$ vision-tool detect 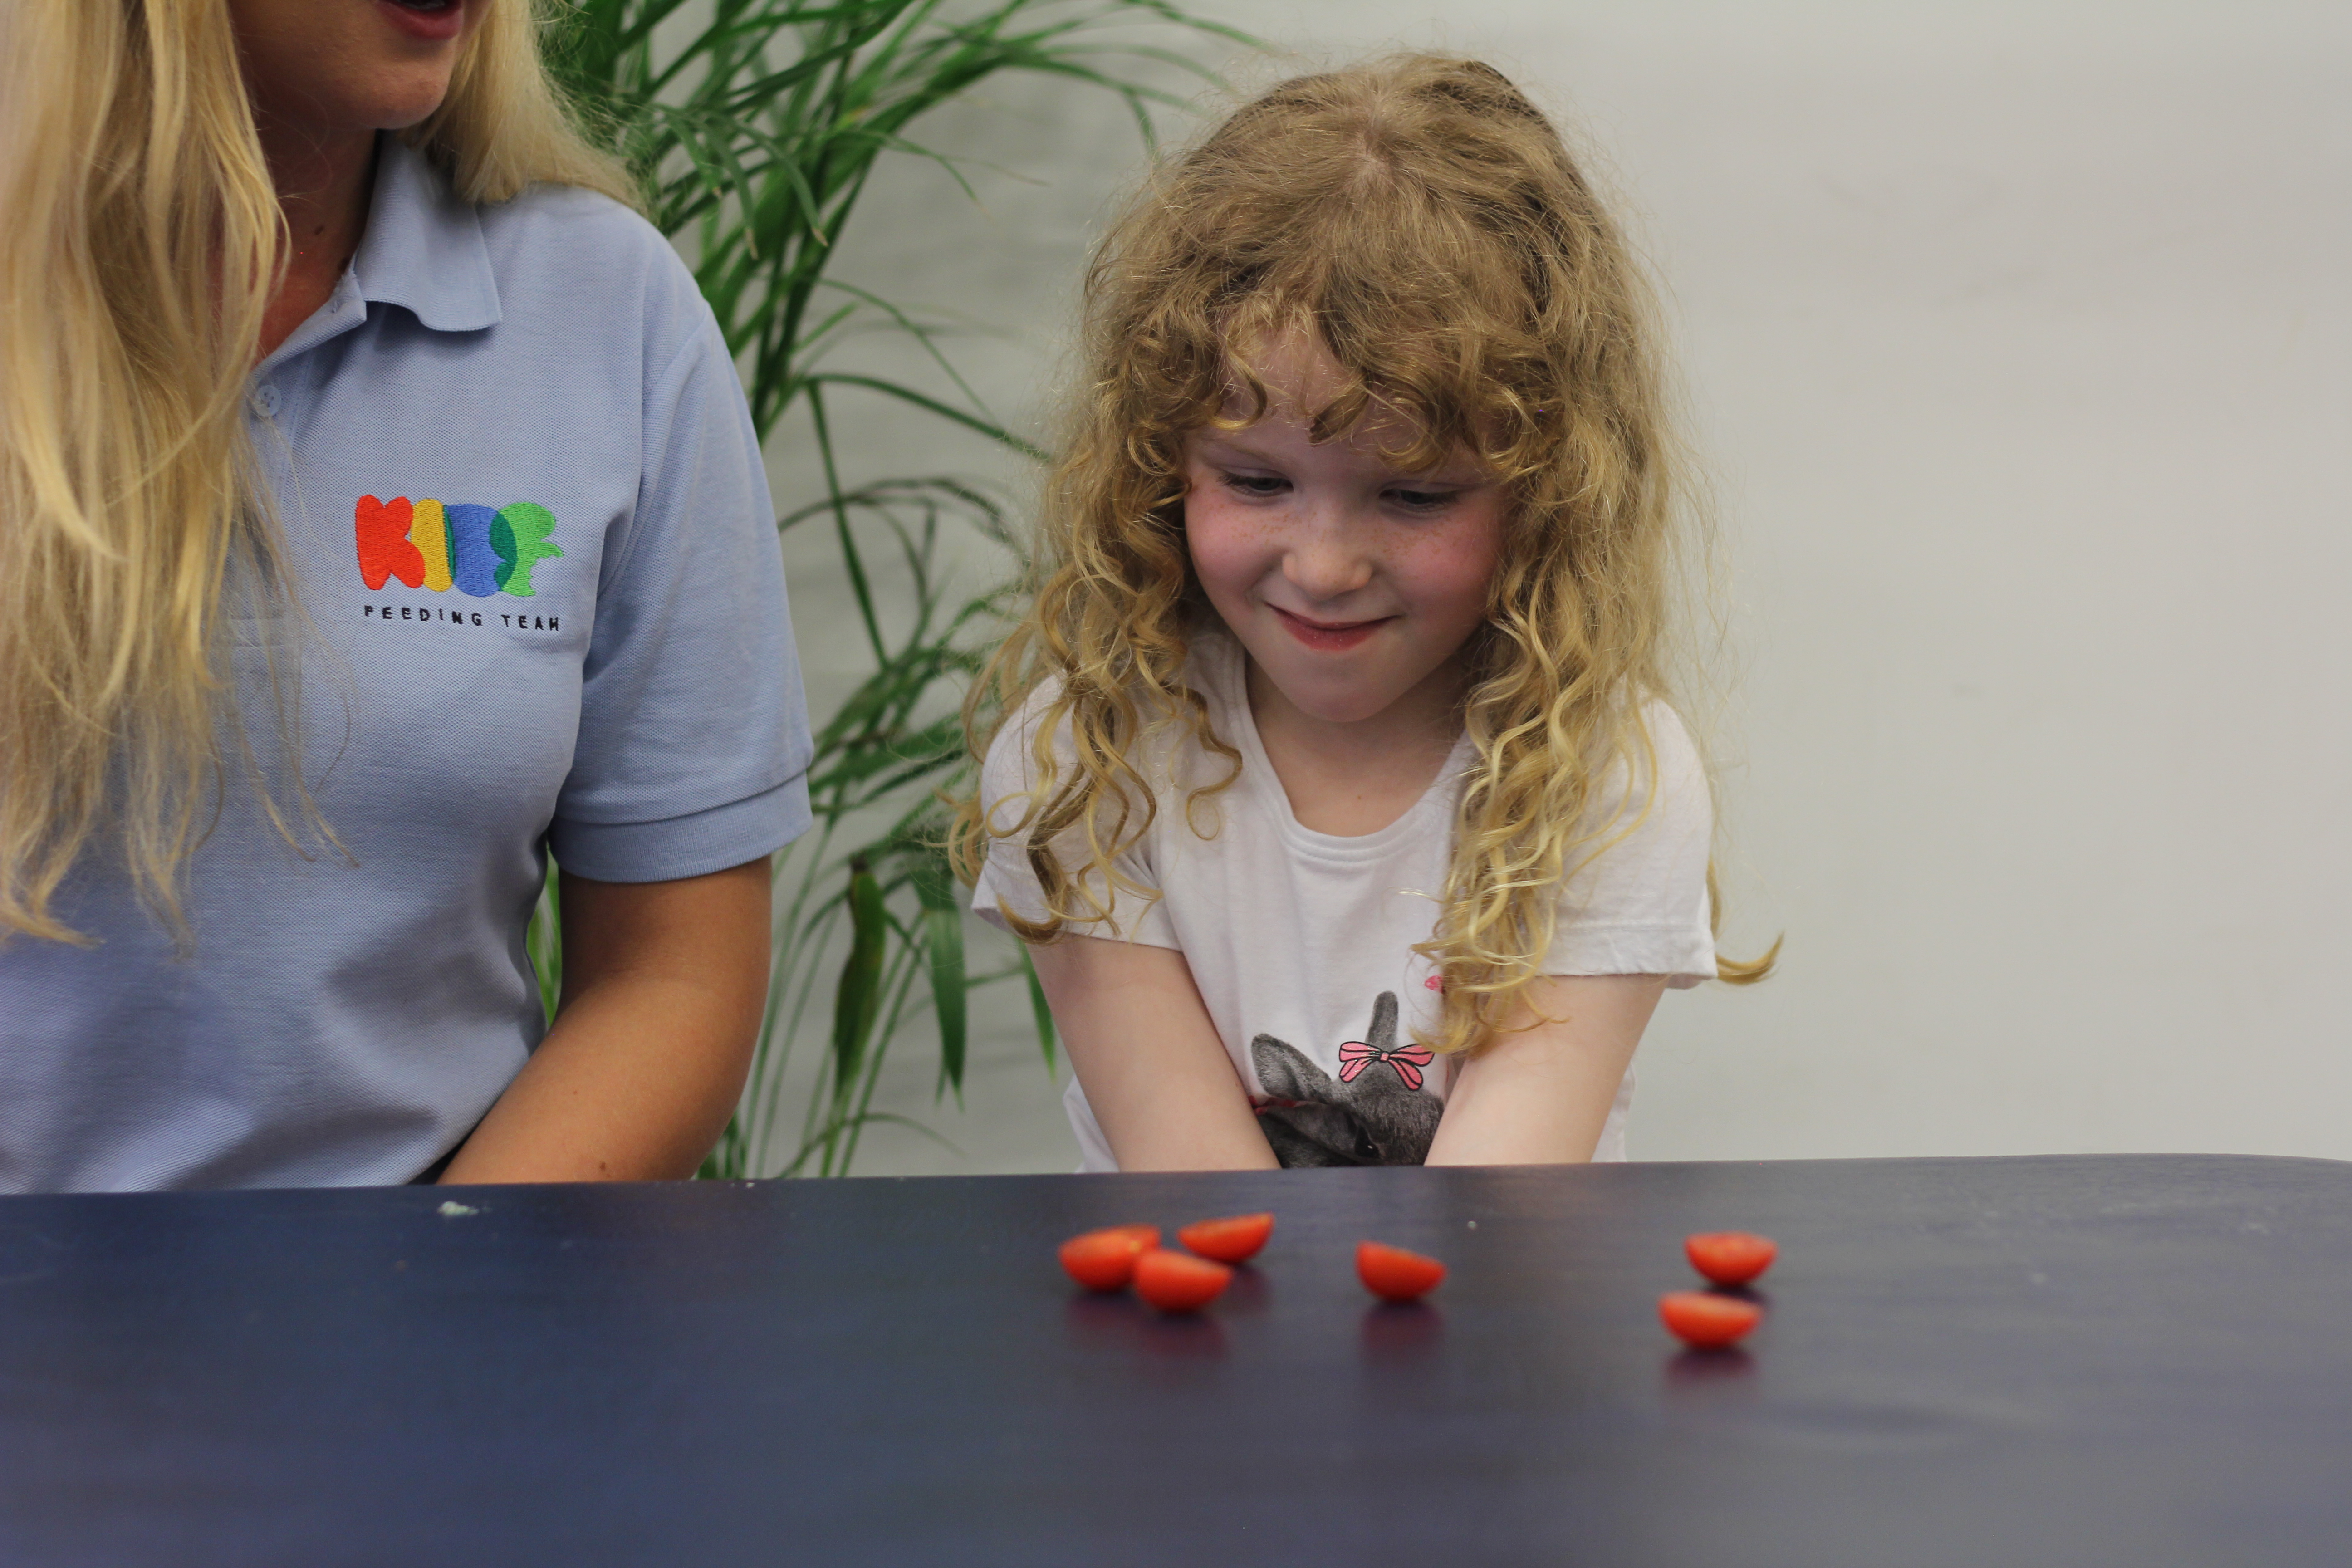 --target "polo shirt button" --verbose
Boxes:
[250,385,280,417]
